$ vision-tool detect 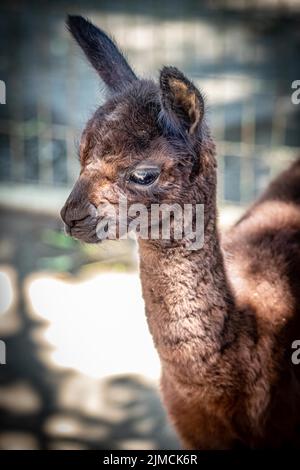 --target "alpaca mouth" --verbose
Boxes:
[64,217,101,244]
[69,226,100,244]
